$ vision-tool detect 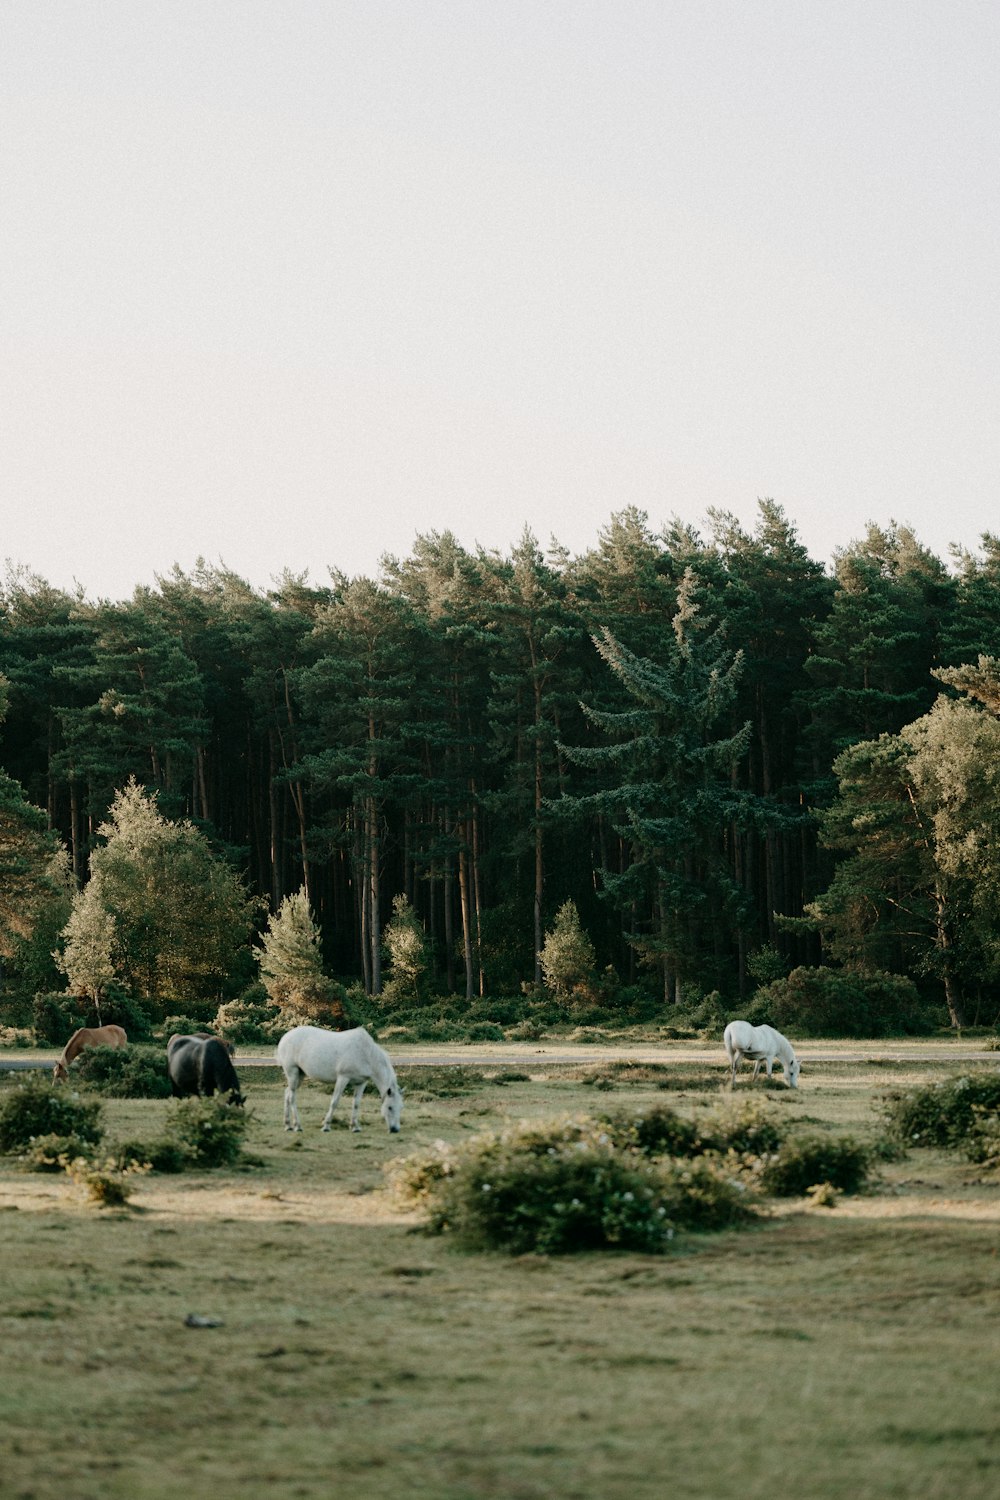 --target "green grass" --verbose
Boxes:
[0,1044,998,1499]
